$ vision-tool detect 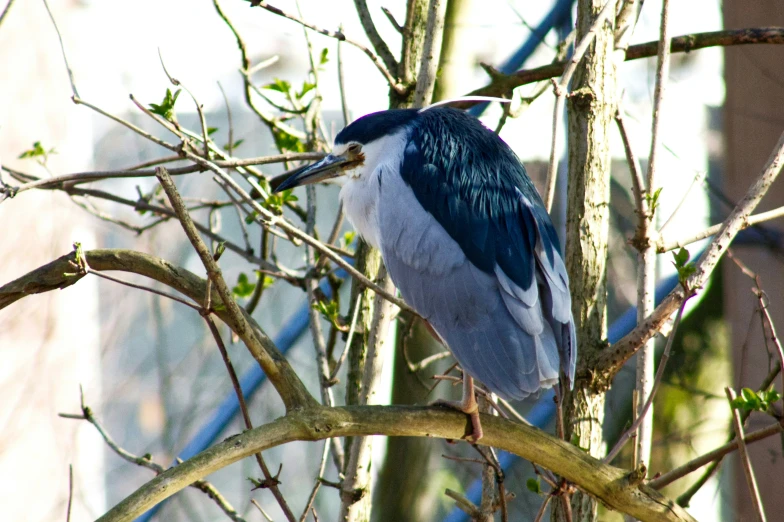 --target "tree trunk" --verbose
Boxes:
[554,0,617,520]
